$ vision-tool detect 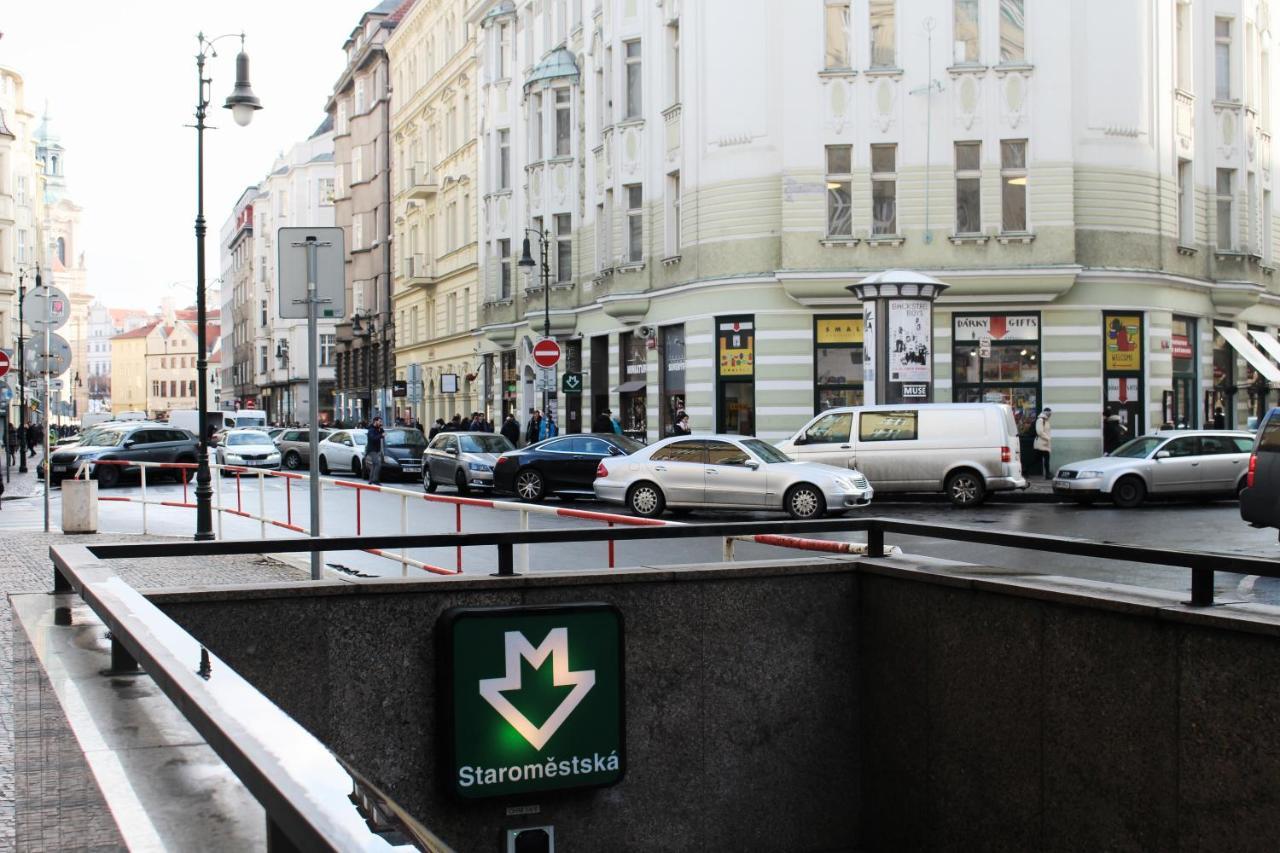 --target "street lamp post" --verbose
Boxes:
[517,228,551,415]
[16,267,30,473]
[192,31,261,541]
[351,312,377,423]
